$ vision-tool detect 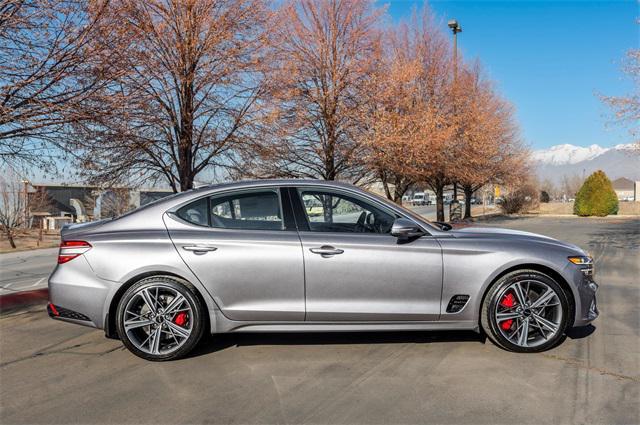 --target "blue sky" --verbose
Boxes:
[384,0,639,150]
